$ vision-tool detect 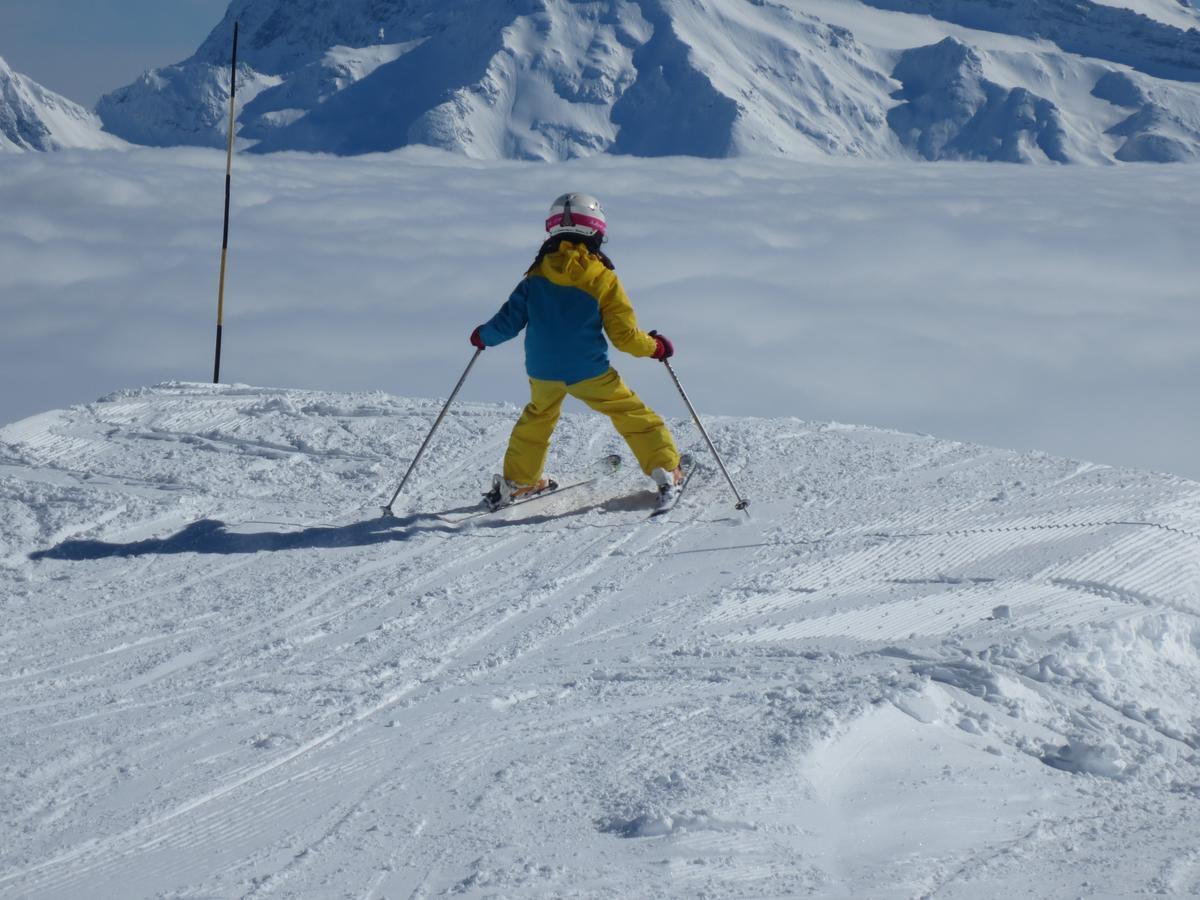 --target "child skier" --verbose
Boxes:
[470,192,683,510]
